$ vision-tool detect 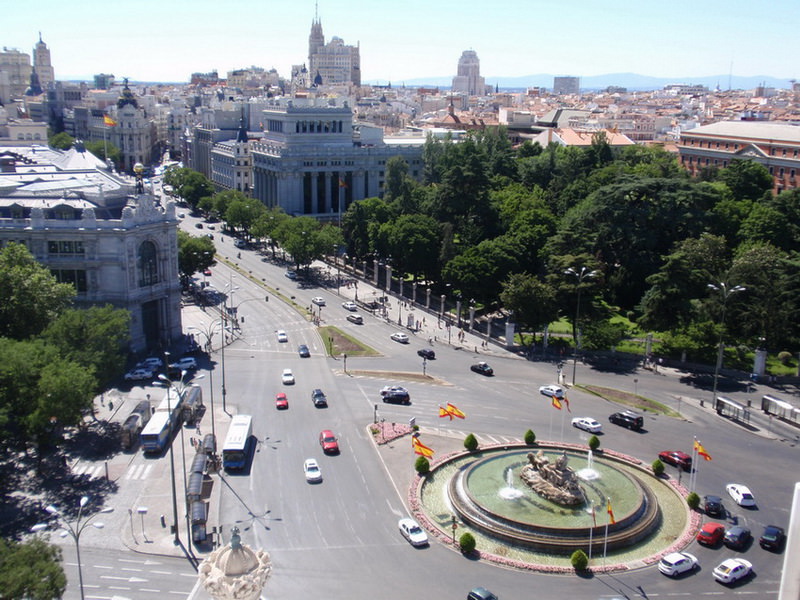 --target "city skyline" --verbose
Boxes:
[5,0,799,85]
